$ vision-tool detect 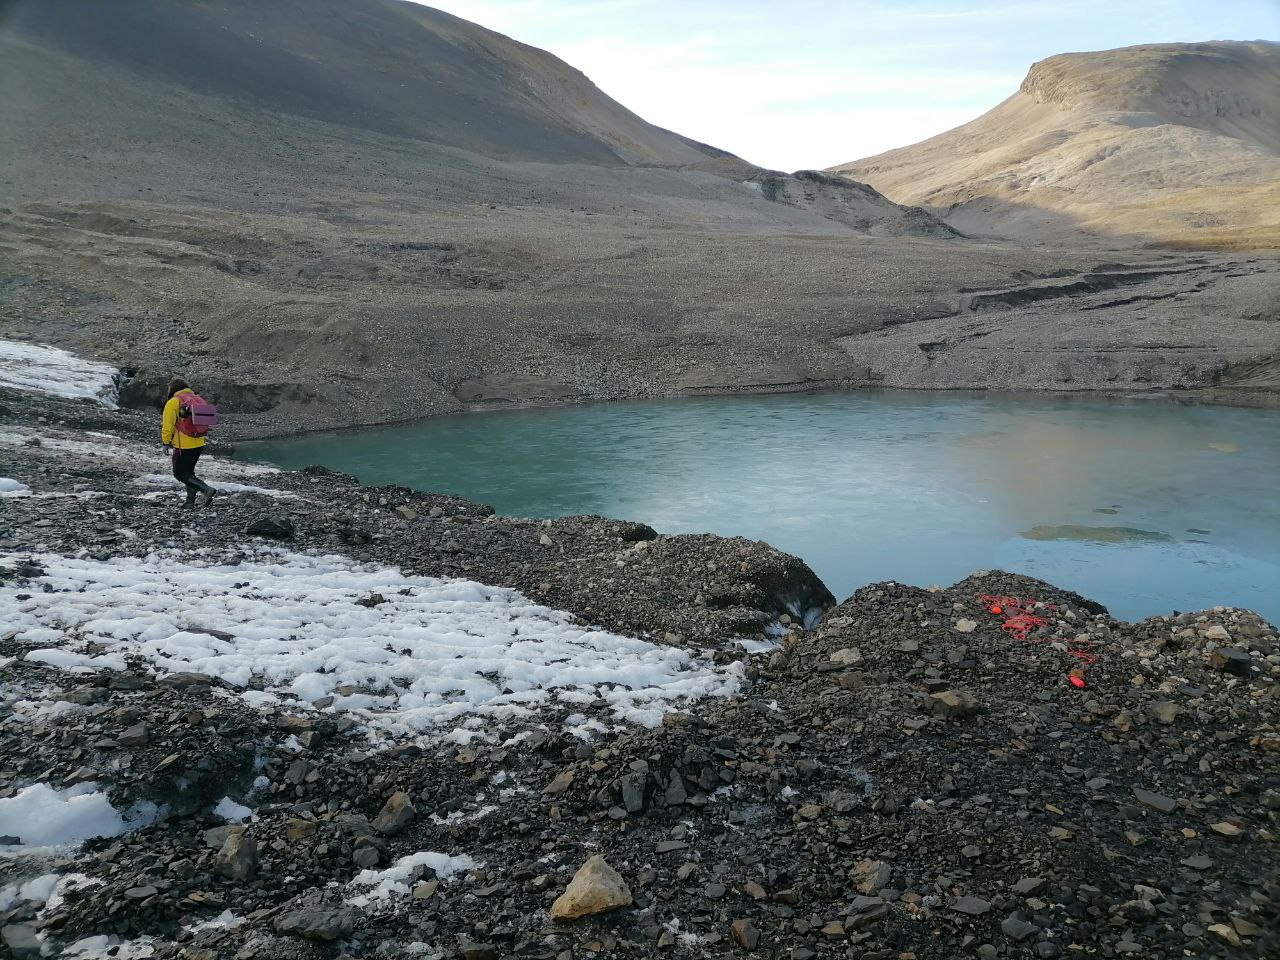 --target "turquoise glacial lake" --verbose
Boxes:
[243,392,1280,623]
